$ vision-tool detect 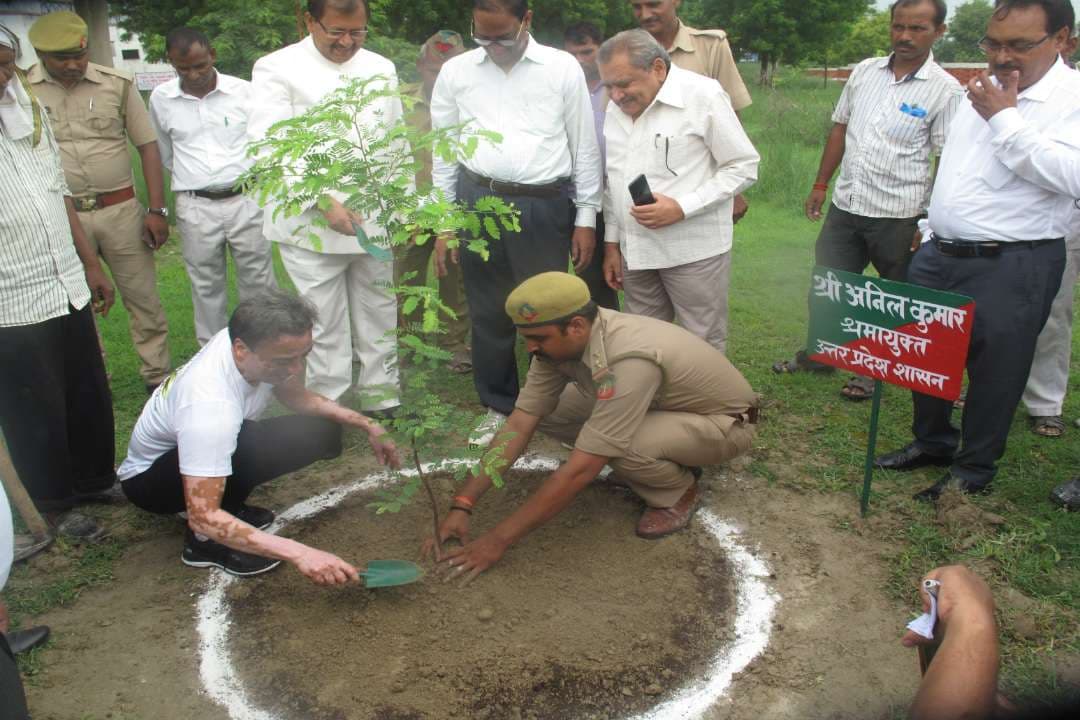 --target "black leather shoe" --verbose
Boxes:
[7,626,50,655]
[913,473,991,503]
[1049,477,1080,511]
[874,443,953,471]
